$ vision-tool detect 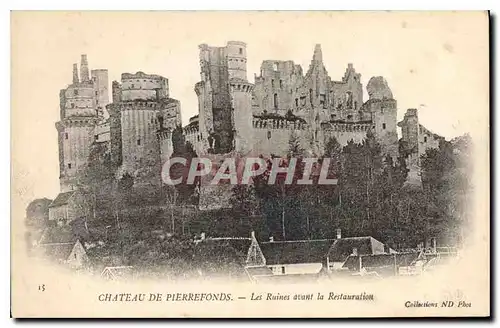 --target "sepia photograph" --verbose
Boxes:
[10,10,490,318]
